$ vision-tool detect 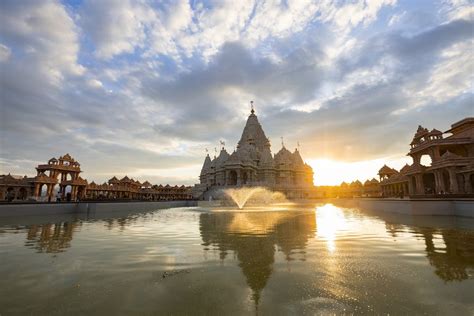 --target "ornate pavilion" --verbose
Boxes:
[194,106,315,199]
[379,117,474,197]
[0,154,87,202]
